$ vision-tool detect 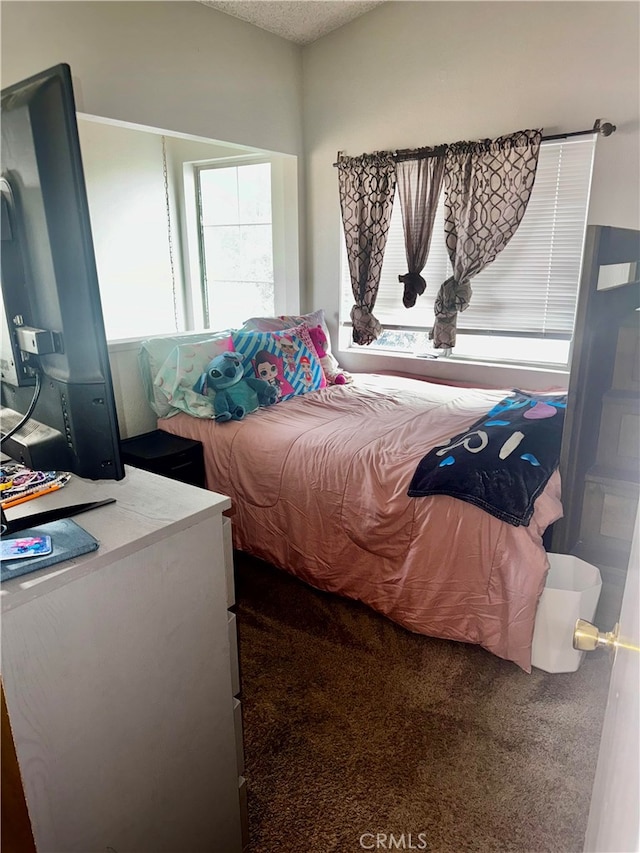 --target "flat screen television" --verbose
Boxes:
[1,63,124,492]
